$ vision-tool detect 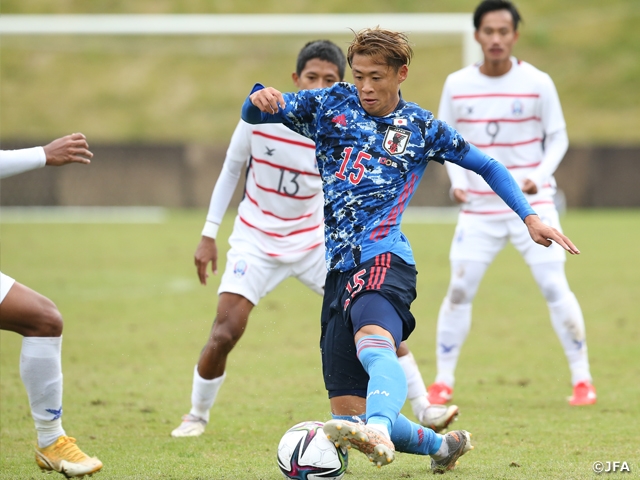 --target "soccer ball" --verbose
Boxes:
[277,421,348,480]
